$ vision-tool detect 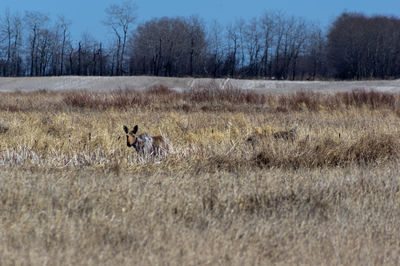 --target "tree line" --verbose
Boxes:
[1,2,400,80]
